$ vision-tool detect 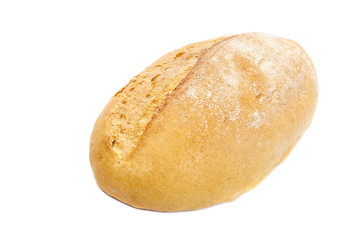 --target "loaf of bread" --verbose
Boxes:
[90,33,318,212]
